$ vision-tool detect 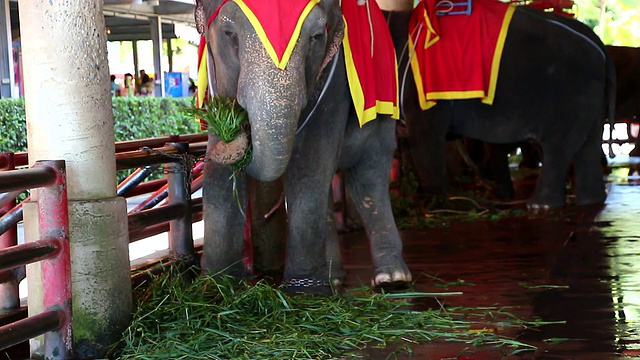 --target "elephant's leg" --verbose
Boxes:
[488,143,516,200]
[343,122,412,288]
[201,159,249,277]
[325,190,346,285]
[528,143,572,209]
[280,167,335,294]
[572,125,607,205]
[405,106,451,207]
